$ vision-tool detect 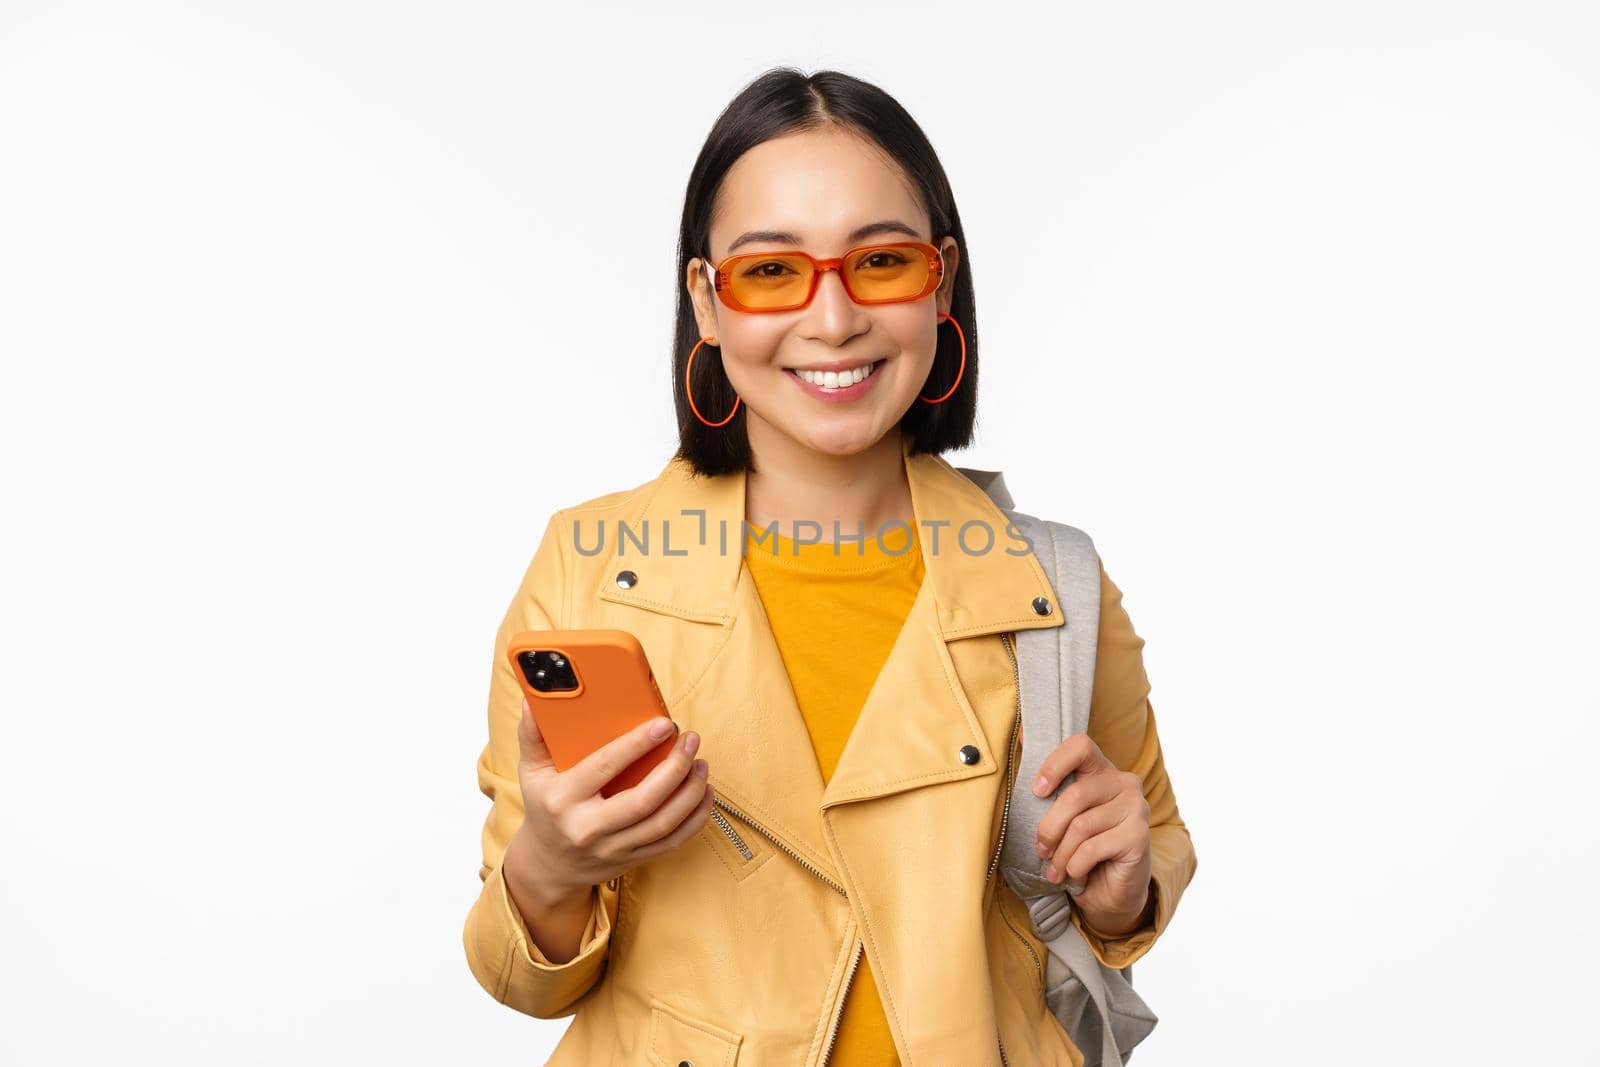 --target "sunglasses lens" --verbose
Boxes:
[721,245,933,310]
[843,245,932,302]
[724,253,816,310]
